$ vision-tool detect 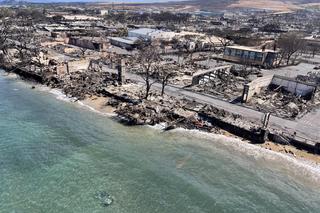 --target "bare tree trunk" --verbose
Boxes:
[286,53,292,65]
[161,80,165,96]
[145,76,151,99]
[277,52,285,66]
[286,58,290,65]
